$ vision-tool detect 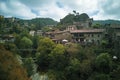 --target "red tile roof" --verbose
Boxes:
[70,29,105,33]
